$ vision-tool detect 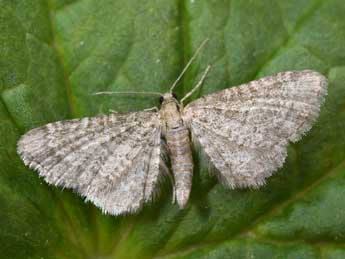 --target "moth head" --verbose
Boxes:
[160,93,179,105]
